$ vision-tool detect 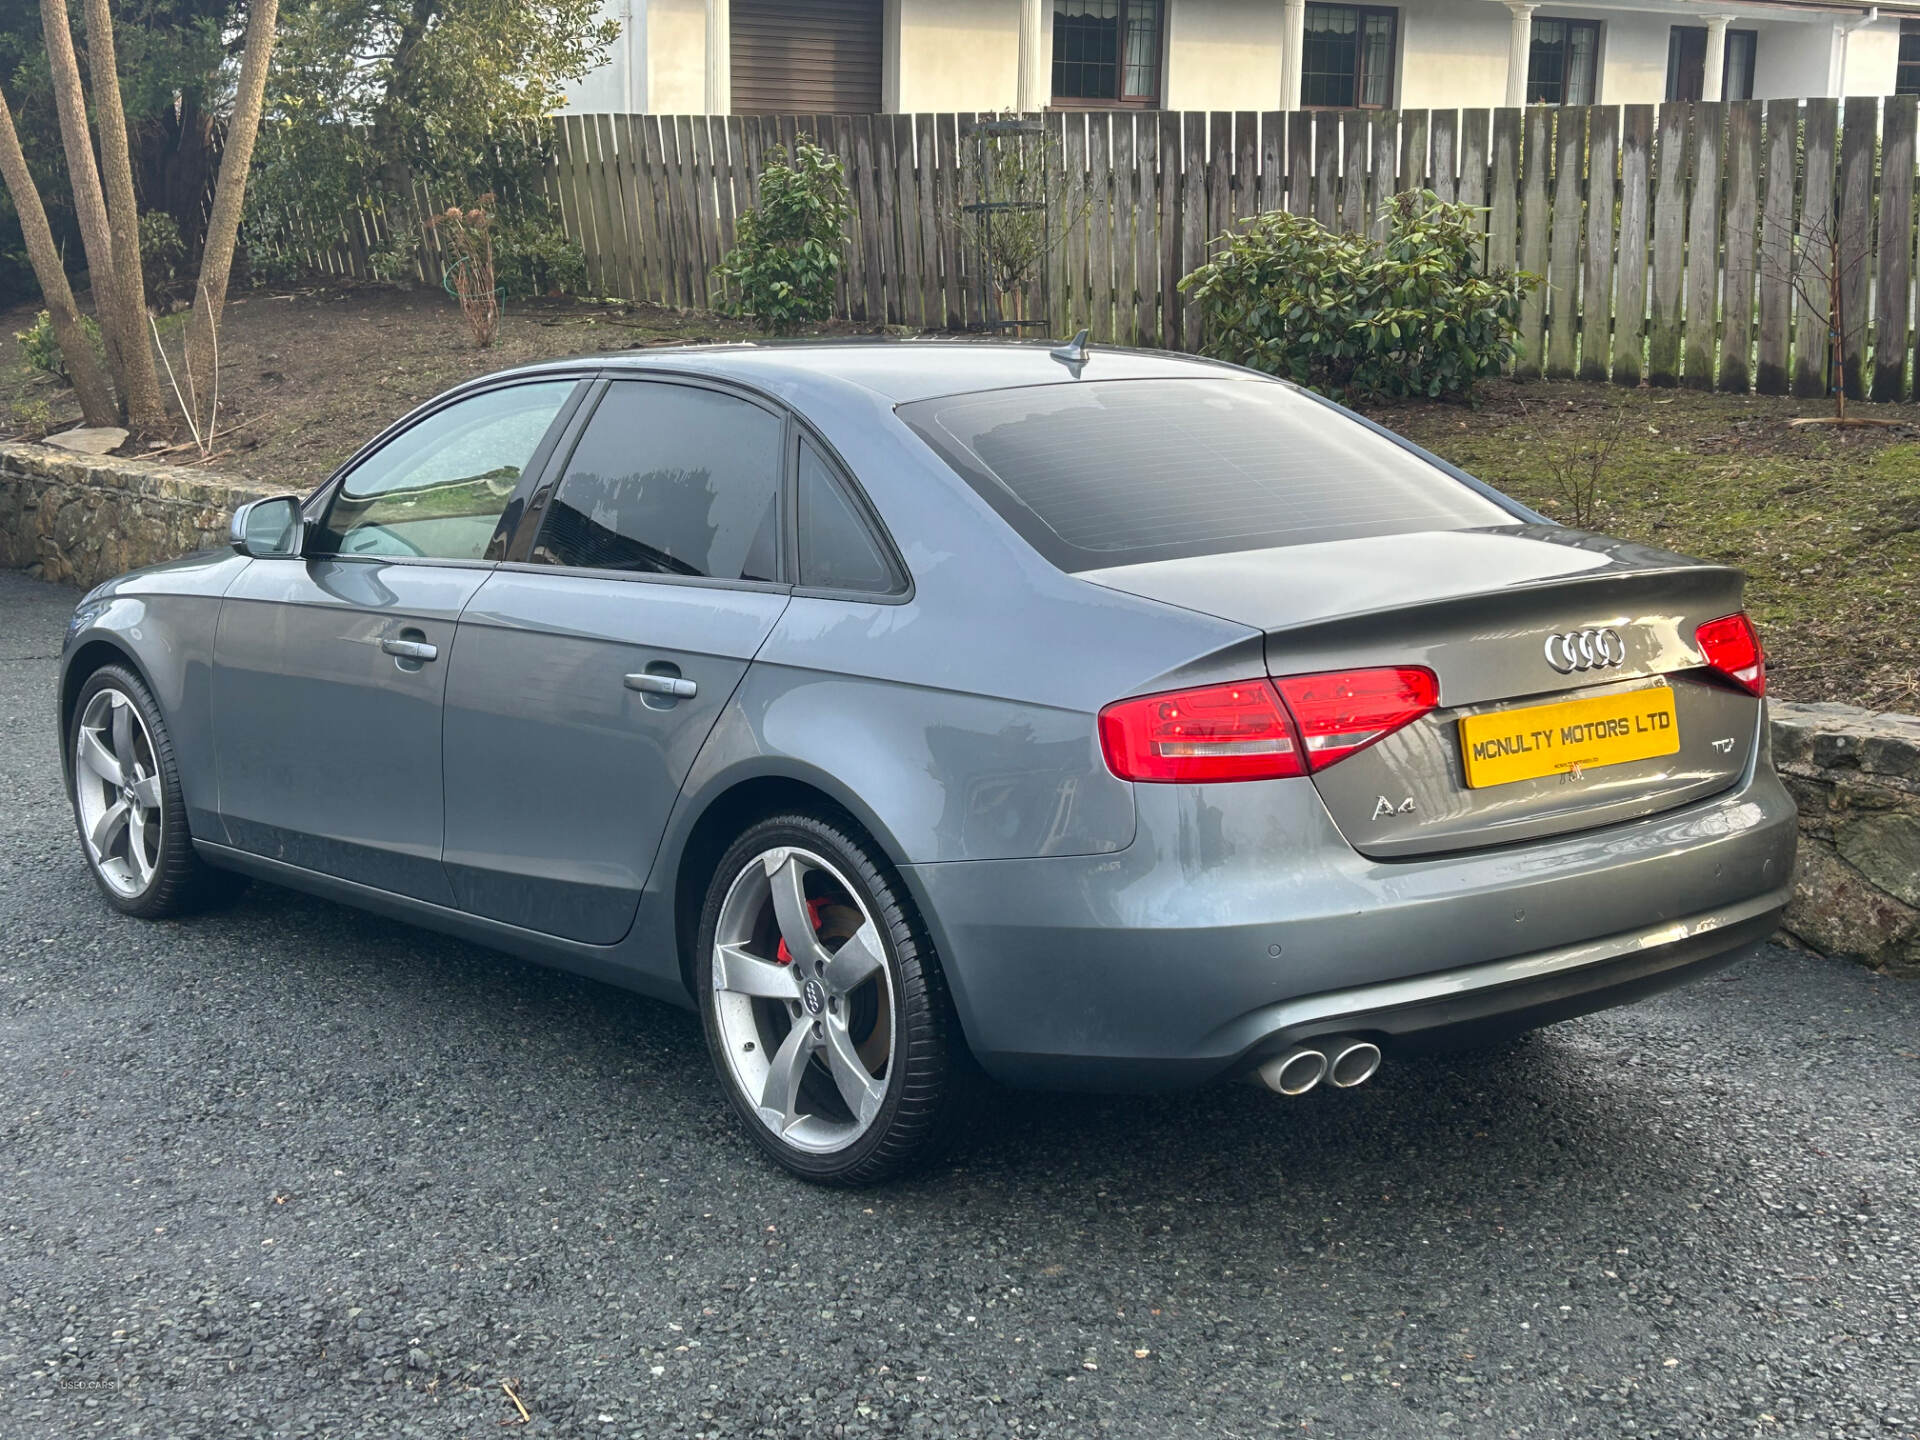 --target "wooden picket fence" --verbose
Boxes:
[273,98,1920,402]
